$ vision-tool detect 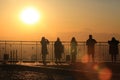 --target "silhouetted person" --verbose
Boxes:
[70,37,78,63]
[86,35,97,62]
[40,37,49,65]
[54,37,64,64]
[108,37,119,63]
